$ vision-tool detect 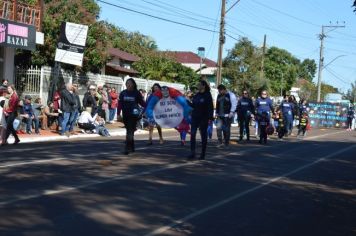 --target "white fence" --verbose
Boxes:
[14,66,187,104]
